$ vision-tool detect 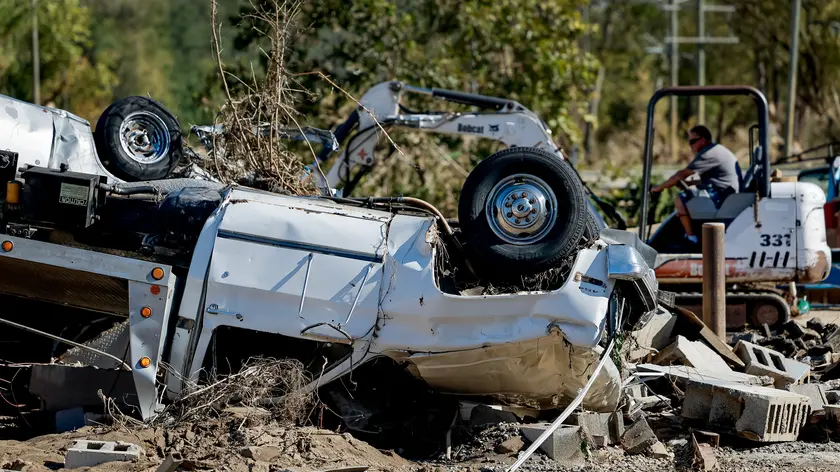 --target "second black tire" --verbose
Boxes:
[457,147,589,280]
[94,96,183,181]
